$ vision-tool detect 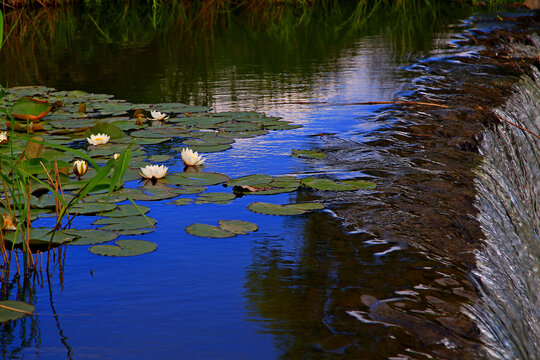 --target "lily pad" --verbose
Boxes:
[100,204,150,218]
[0,301,35,322]
[82,122,126,140]
[343,179,377,189]
[65,229,119,245]
[175,144,232,153]
[11,97,52,122]
[175,186,207,194]
[301,177,357,191]
[70,202,117,215]
[89,239,157,257]
[169,198,193,206]
[247,202,306,216]
[292,149,327,159]
[194,192,236,204]
[164,172,230,186]
[227,174,273,187]
[2,228,76,246]
[218,220,258,234]
[287,202,325,211]
[93,215,156,231]
[147,154,172,162]
[185,223,235,238]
